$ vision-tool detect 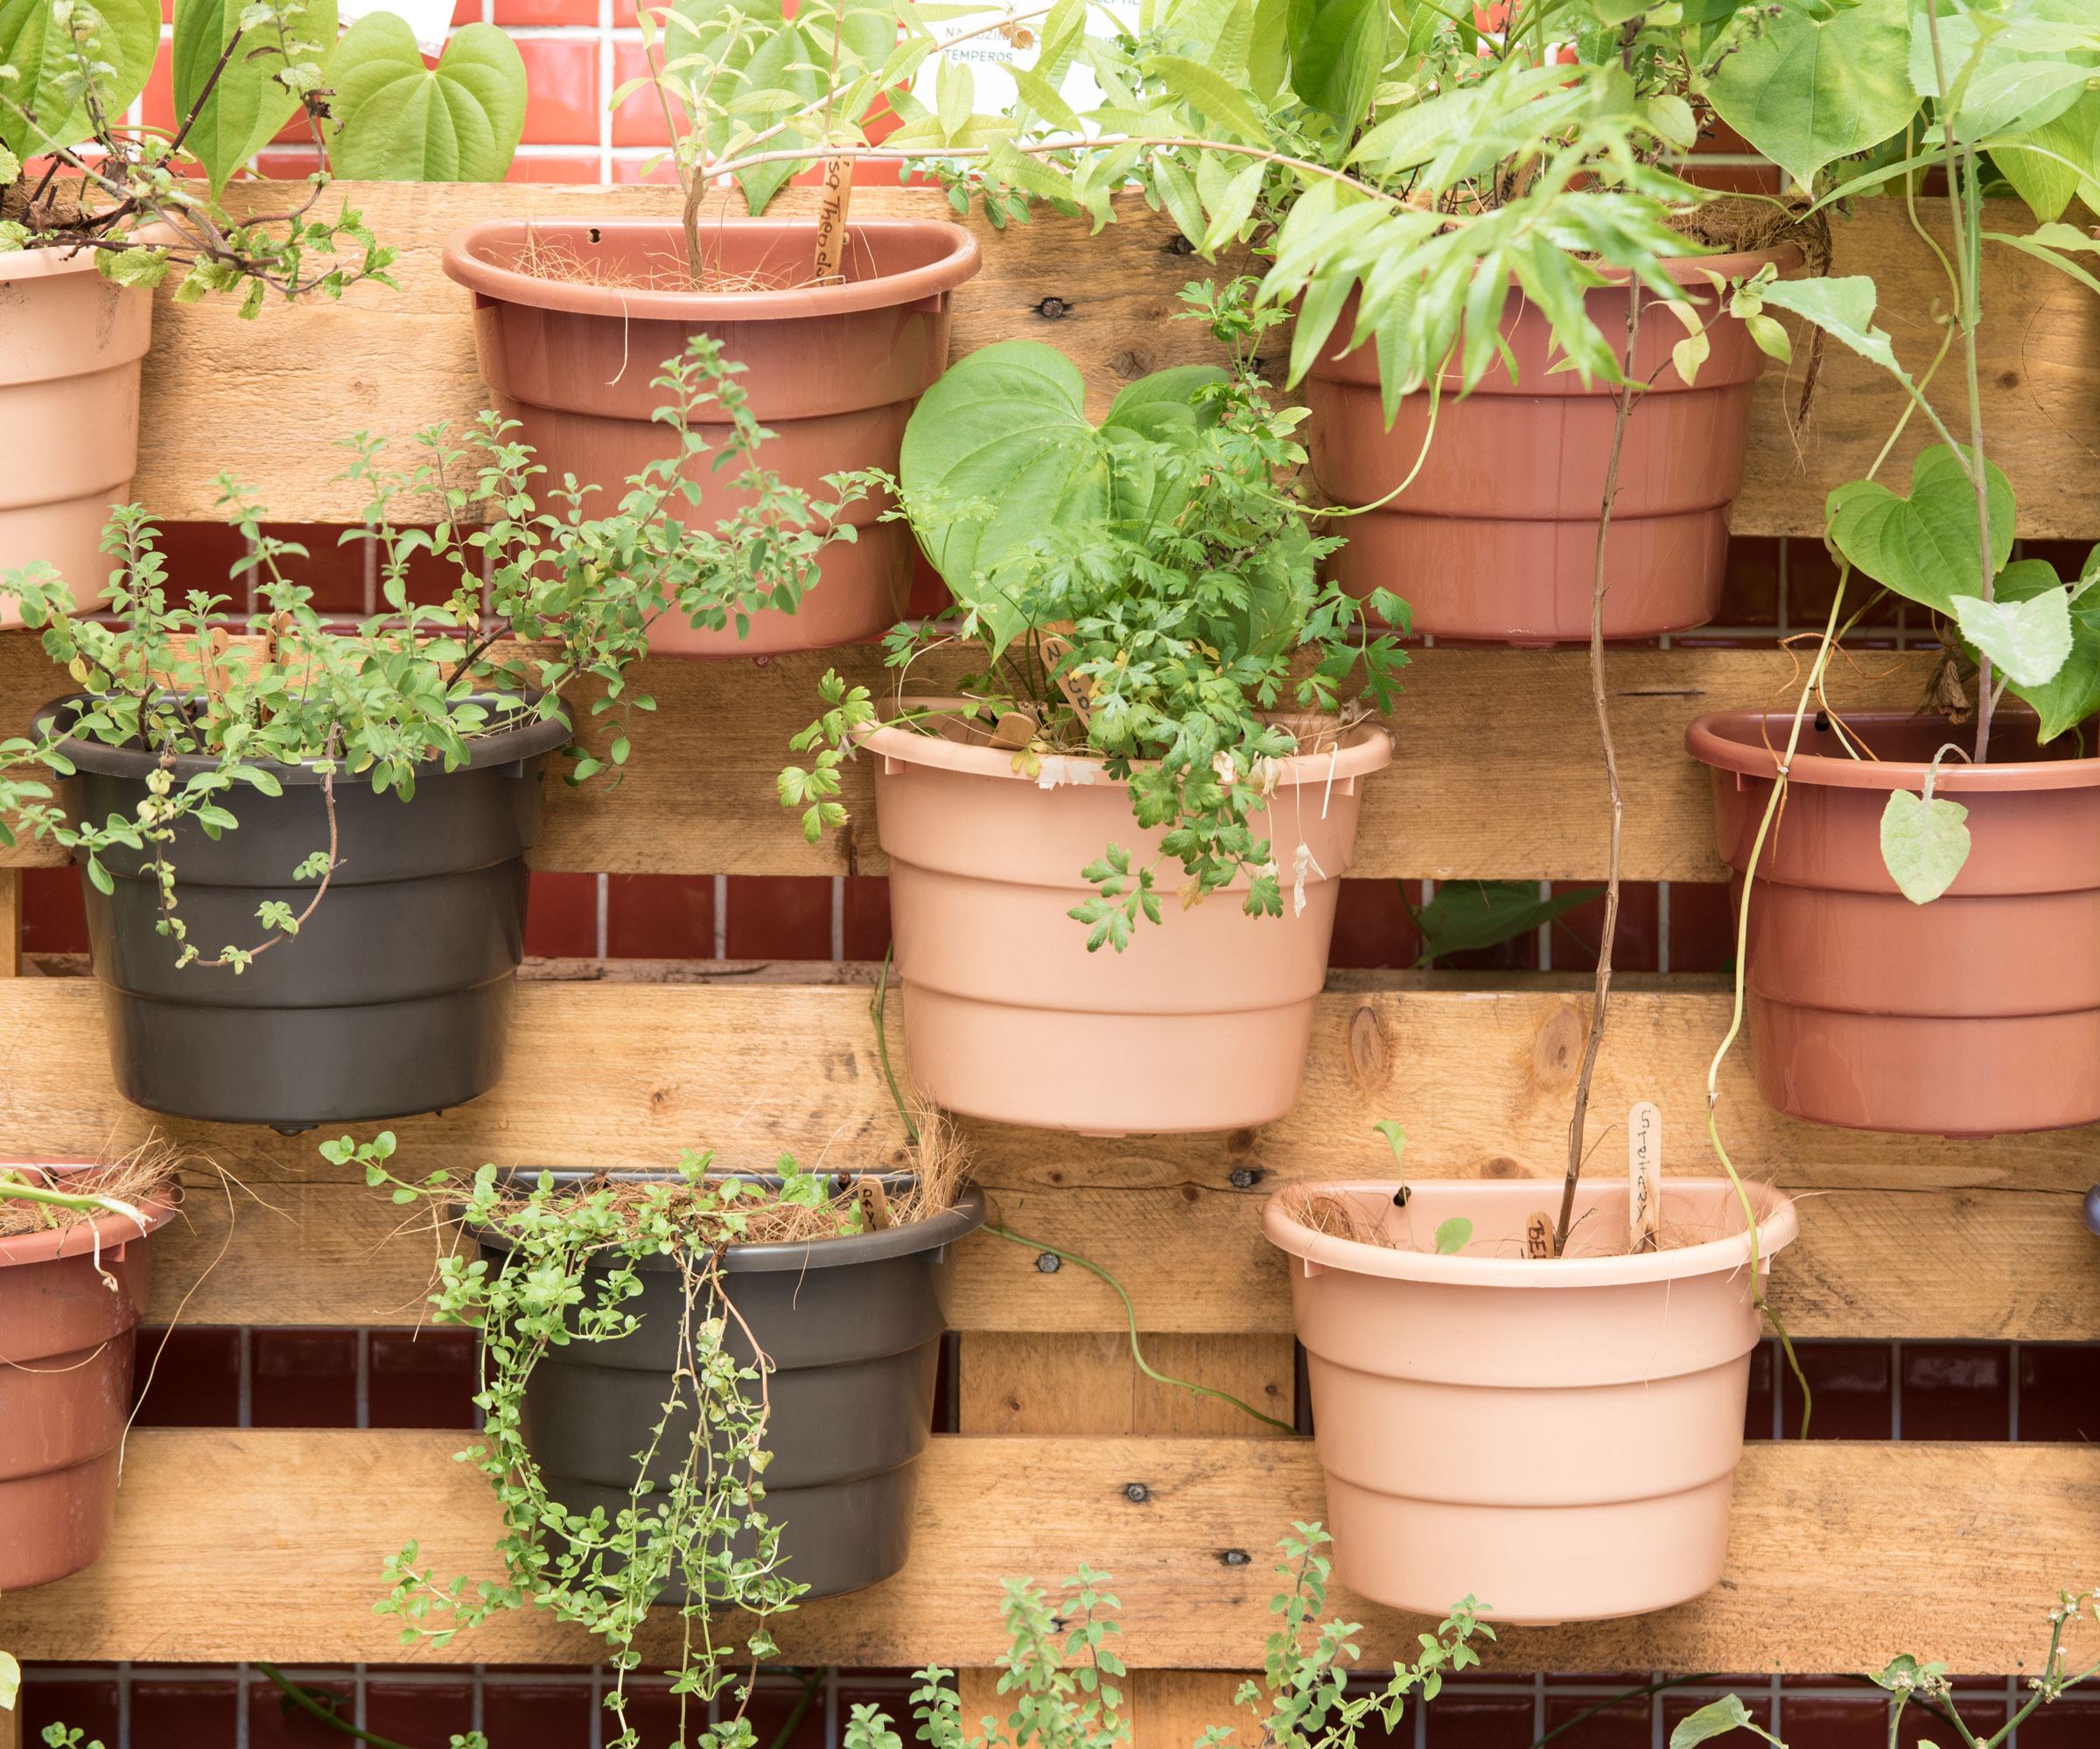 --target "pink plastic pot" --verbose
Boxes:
[0,246,153,626]
[0,1163,178,1590]
[442,218,981,658]
[867,710,1392,1134]
[1688,709,2100,1135]
[1265,1177,1797,1624]
[1306,251,1793,644]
